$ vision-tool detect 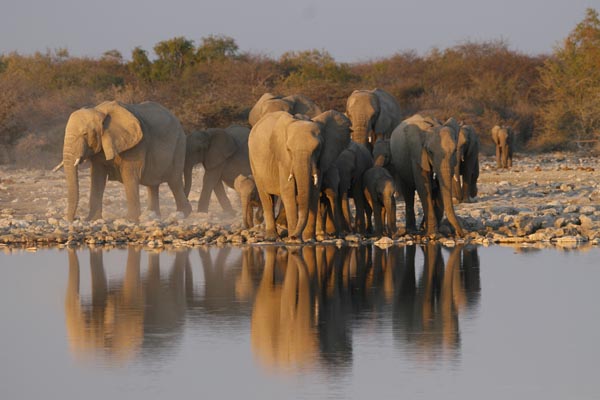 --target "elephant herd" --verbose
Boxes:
[56,92,515,242]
